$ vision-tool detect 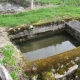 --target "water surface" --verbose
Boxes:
[18,32,80,61]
